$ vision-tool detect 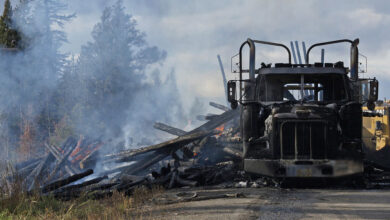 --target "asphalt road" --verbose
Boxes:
[148,187,390,220]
